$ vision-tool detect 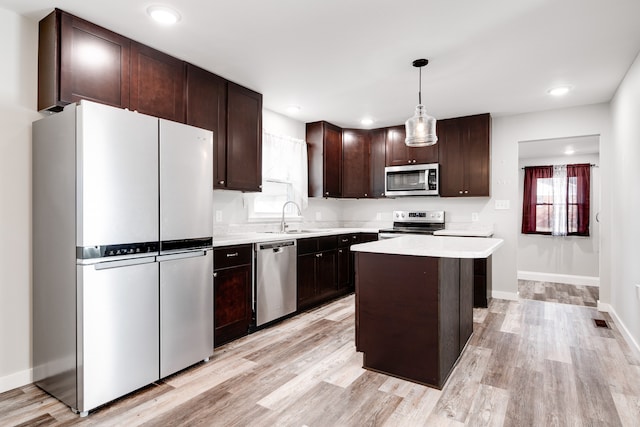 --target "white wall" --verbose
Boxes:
[517,153,600,282]
[0,8,41,392]
[610,50,640,351]
[489,105,612,302]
